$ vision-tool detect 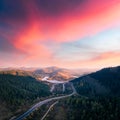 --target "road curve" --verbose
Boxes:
[41,101,58,120]
[14,83,76,120]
